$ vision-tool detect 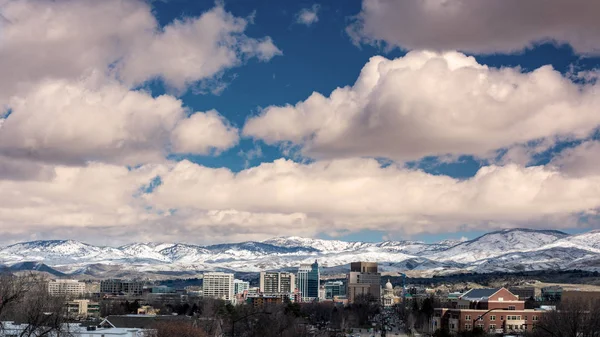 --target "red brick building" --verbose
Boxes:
[431,288,546,335]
